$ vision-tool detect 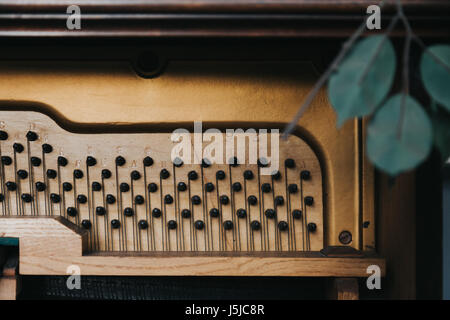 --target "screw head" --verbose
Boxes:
[205,182,215,192]
[135,195,144,205]
[339,230,352,244]
[251,220,261,231]
[31,157,41,167]
[106,194,116,204]
[223,220,233,230]
[247,195,258,206]
[124,207,134,217]
[195,220,205,230]
[177,182,187,192]
[236,208,247,218]
[101,169,112,179]
[292,209,302,219]
[167,220,177,230]
[42,144,53,154]
[138,220,148,230]
[148,183,158,193]
[26,131,38,141]
[181,209,191,218]
[111,219,121,229]
[265,209,276,219]
[152,208,161,218]
[96,206,106,216]
[209,208,219,218]
[81,220,92,229]
[58,156,68,167]
[67,207,77,217]
[216,170,226,180]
